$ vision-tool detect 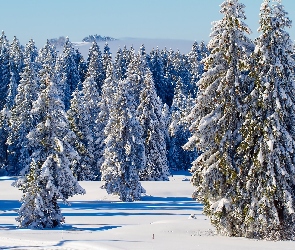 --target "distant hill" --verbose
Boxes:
[72,38,199,59]
[48,36,67,47]
[48,35,117,48]
[82,34,117,43]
